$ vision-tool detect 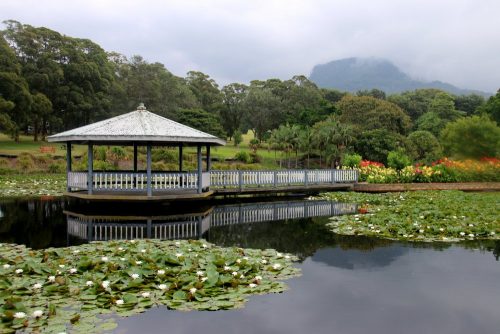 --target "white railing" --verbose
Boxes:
[68,172,88,190]
[210,169,358,189]
[151,172,198,190]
